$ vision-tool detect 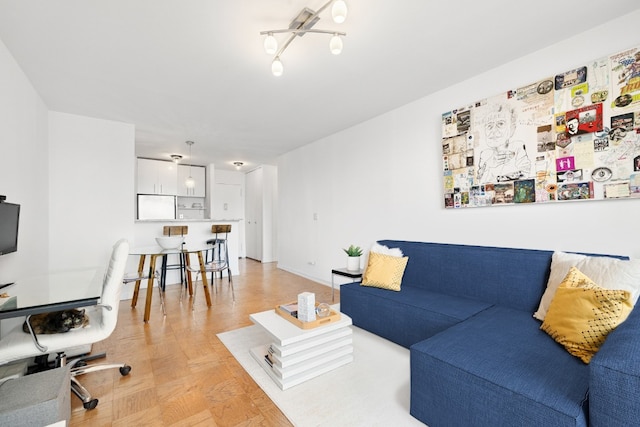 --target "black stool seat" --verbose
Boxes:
[160,225,188,290]
[205,225,232,285]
